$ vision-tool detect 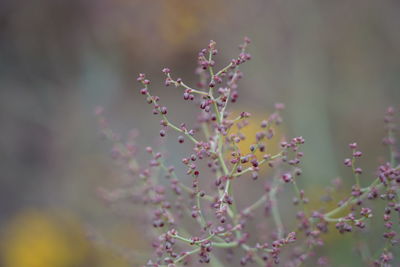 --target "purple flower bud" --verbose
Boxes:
[160,106,168,115]
[260,120,268,128]
[140,88,148,95]
[275,103,285,110]
[183,92,190,100]
[349,142,357,149]
[160,129,166,137]
[137,73,145,81]
[282,173,293,183]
